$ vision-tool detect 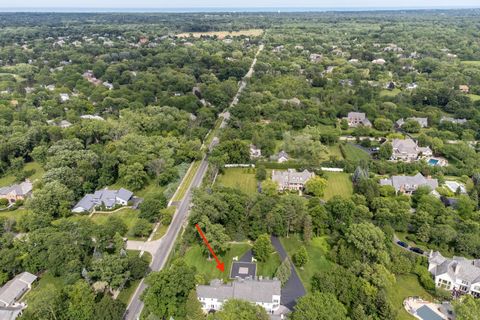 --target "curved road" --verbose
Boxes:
[124,43,265,320]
